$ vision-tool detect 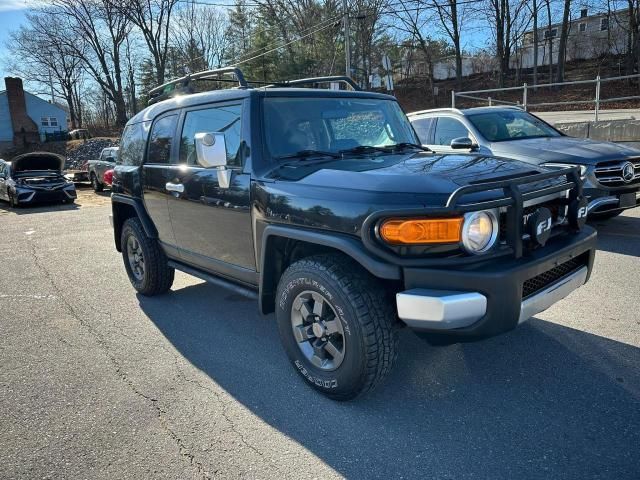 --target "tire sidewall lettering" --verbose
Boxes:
[278,271,364,392]
[278,275,350,337]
